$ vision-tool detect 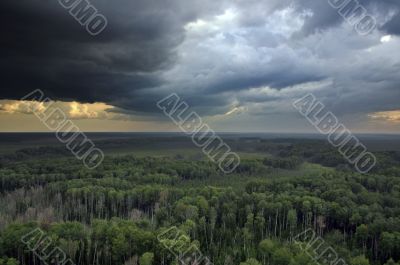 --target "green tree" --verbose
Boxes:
[259,239,275,265]
[350,255,370,265]
[240,258,261,265]
[272,248,292,265]
[140,252,154,265]
[384,259,400,265]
